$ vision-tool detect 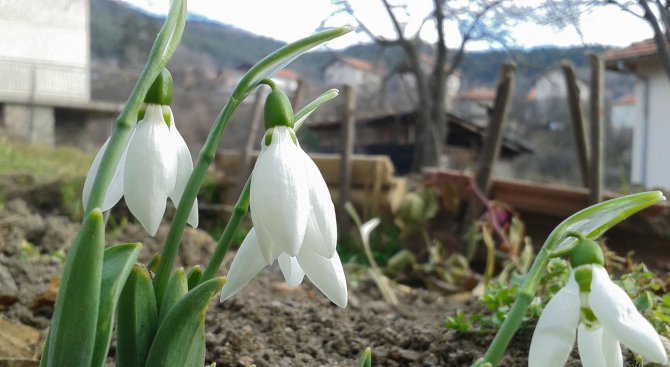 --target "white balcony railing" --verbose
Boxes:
[0,57,90,102]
